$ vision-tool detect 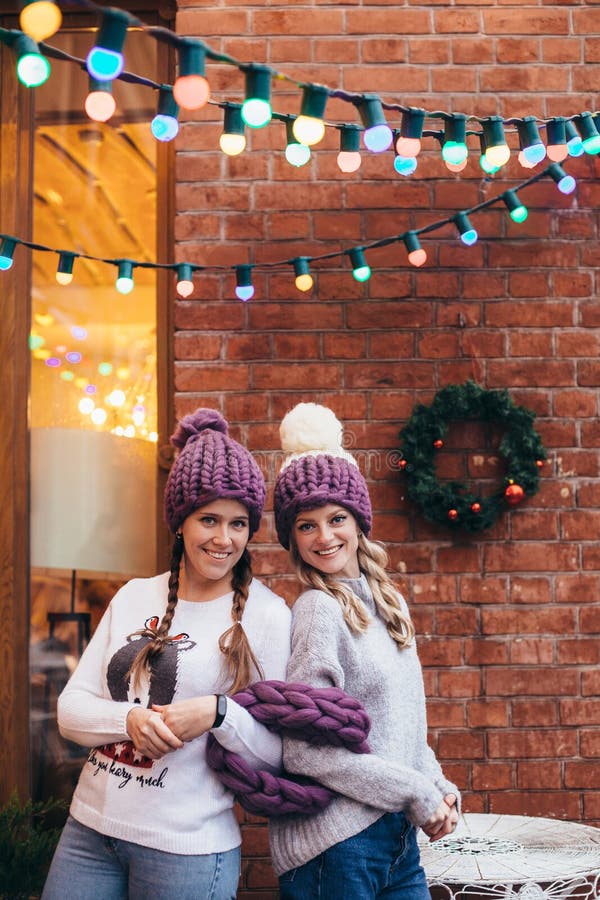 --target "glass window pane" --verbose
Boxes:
[29,28,158,805]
